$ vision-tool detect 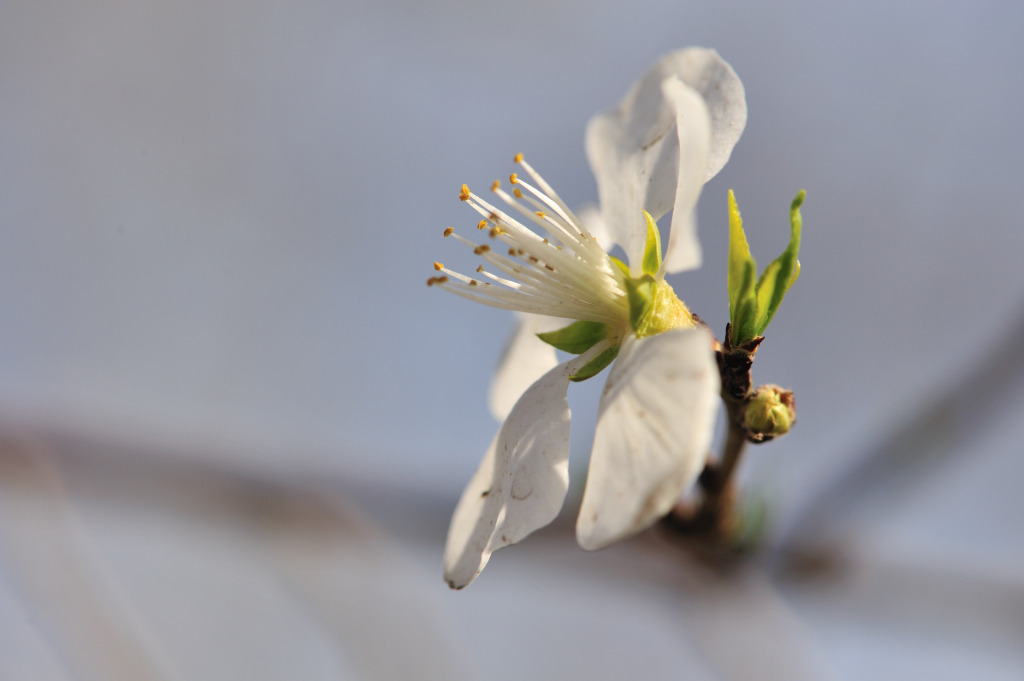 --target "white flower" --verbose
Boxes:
[433,48,747,589]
